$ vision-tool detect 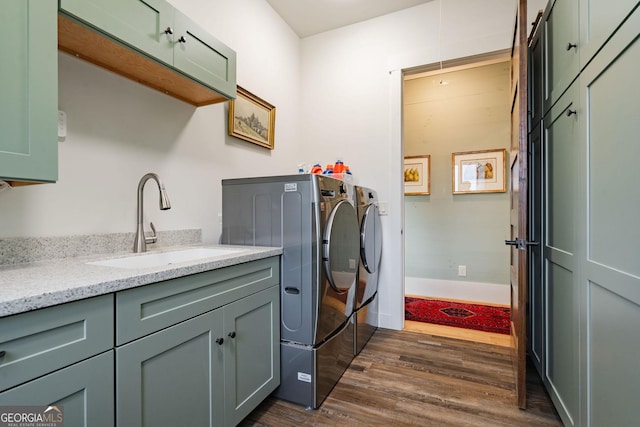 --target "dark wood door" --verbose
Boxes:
[508,0,529,409]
